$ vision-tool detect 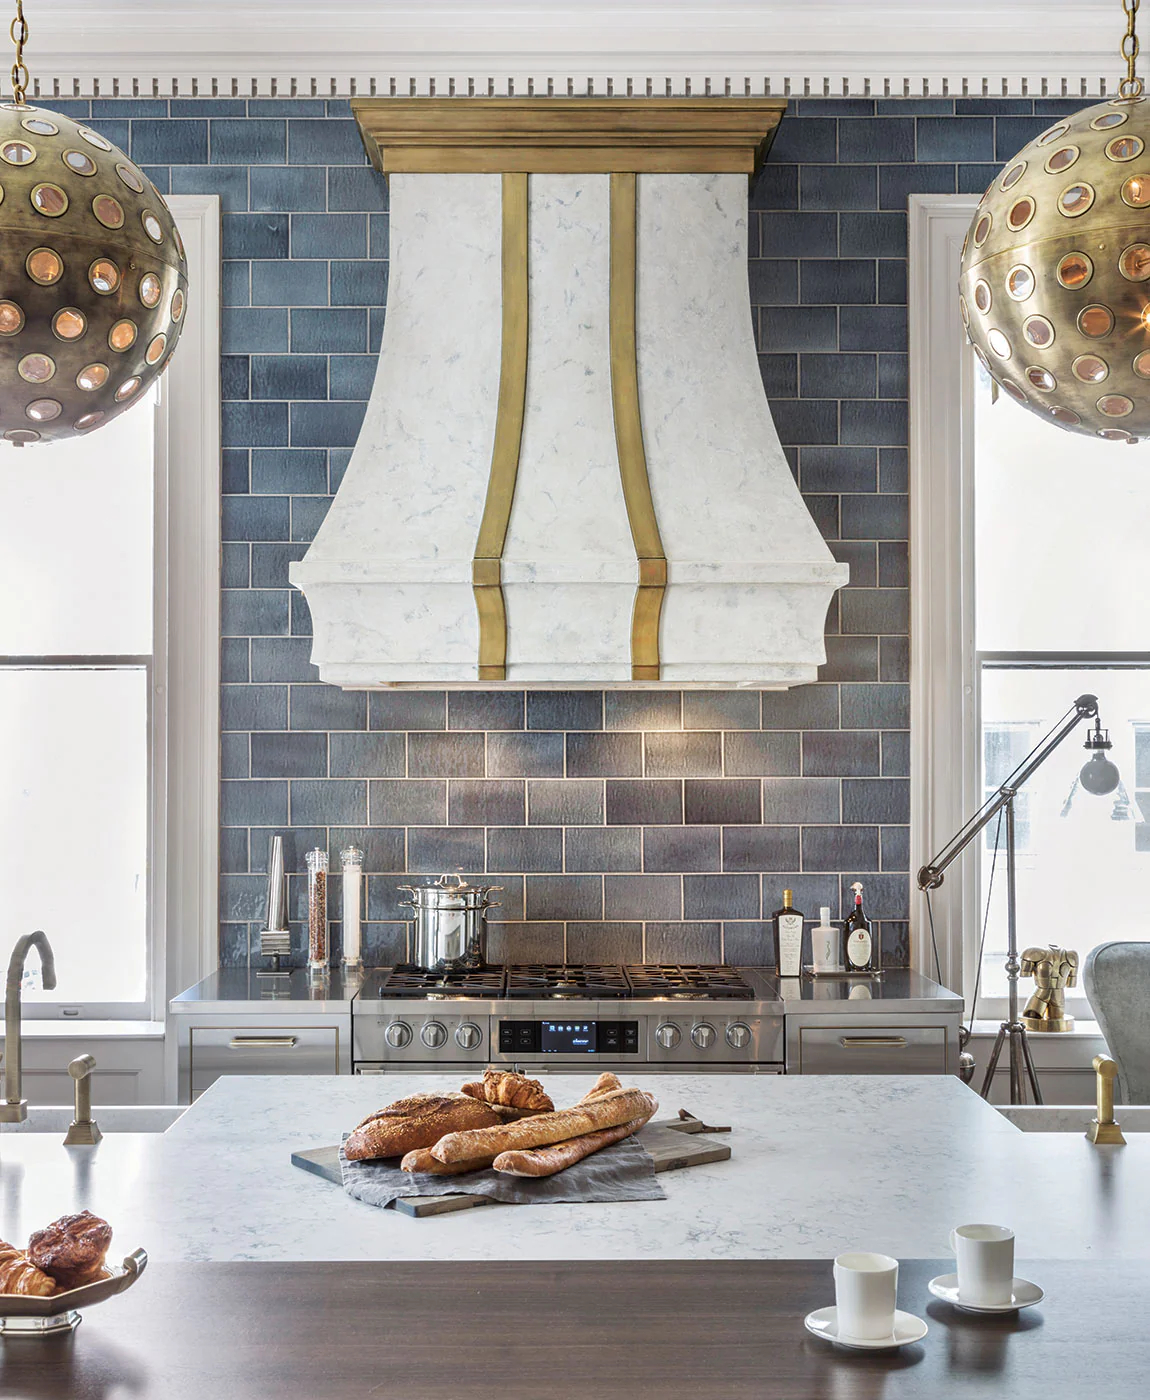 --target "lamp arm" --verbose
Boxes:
[917,693,1099,891]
